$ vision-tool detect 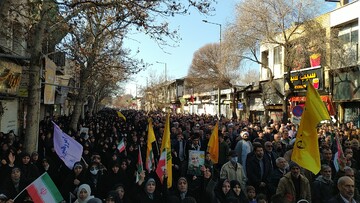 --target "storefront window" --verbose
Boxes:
[344,107,360,127]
